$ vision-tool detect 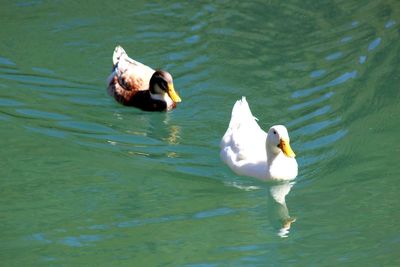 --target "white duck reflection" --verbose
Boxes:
[266,181,296,238]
